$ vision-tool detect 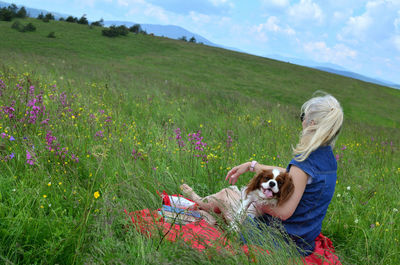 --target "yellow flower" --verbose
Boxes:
[43,195,47,198]
[94,191,100,199]
[40,205,44,209]
[48,182,51,187]
[376,222,380,226]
